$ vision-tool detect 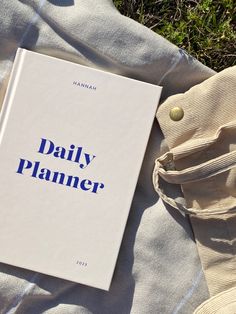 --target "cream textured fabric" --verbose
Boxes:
[191,214,236,296]
[194,287,236,314]
[154,66,236,215]
[155,66,236,311]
